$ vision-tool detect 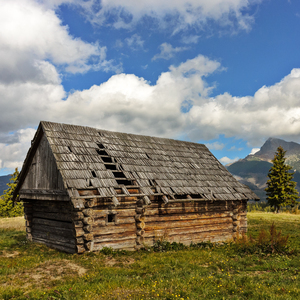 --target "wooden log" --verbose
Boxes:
[77,244,86,253]
[33,204,72,214]
[33,218,73,229]
[83,208,136,218]
[117,216,135,225]
[75,227,85,237]
[86,239,136,251]
[144,217,233,230]
[136,207,145,214]
[32,224,73,238]
[143,223,233,238]
[83,217,94,225]
[135,214,145,222]
[76,237,84,244]
[144,212,232,222]
[32,238,76,253]
[136,236,144,245]
[144,206,233,216]
[84,233,94,241]
[136,221,145,229]
[92,232,136,243]
[92,223,136,236]
[73,220,83,227]
[137,229,145,236]
[72,212,84,220]
[33,230,76,246]
[33,211,72,222]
